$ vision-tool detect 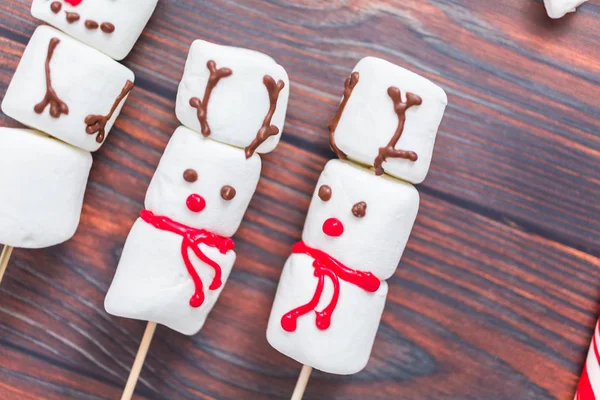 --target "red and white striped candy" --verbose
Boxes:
[576,319,600,400]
